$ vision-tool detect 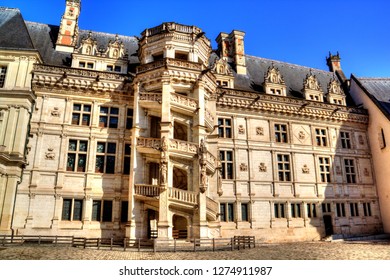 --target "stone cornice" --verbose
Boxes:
[32,64,132,96]
[217,88,368,124]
